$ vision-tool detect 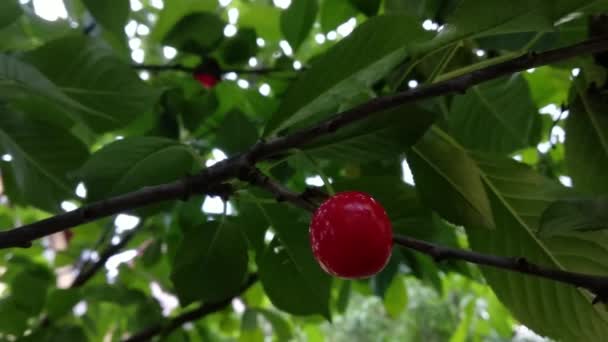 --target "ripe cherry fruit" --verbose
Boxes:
[309,191,393,279]
[193,73,219,88]
[192,58,222,89]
